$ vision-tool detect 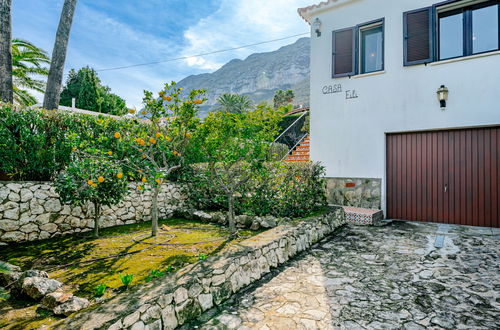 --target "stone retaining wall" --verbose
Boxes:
[325,177,381,209]
[0,181,185,243]
[55,208,346,330]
